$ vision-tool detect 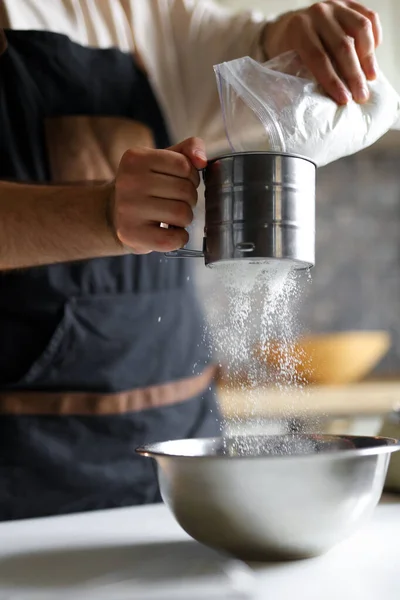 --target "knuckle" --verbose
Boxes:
[357,15,372,35]
[121,147,143,166]
[186,136,201,147]
[120,149,134,166]
[337,37,354,57]
[176,203,193,227]
[159,228,188,252]
[119,148,151,177]
[327,75,344,91]
[175,154,192,177]
[348,74,365,89]
[289,12,309,31]
[183,136,204,153]
[366,9,378,21]
[178,178,194,198]
[310,2,328,17]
